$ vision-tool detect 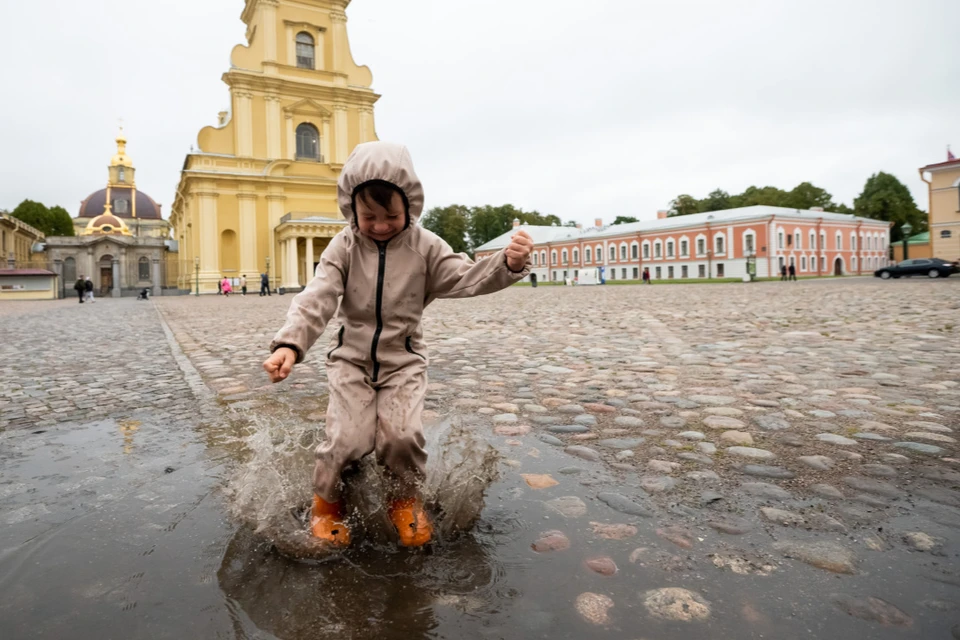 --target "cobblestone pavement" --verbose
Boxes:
[2,277,960,639]
[155,278,960,637]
